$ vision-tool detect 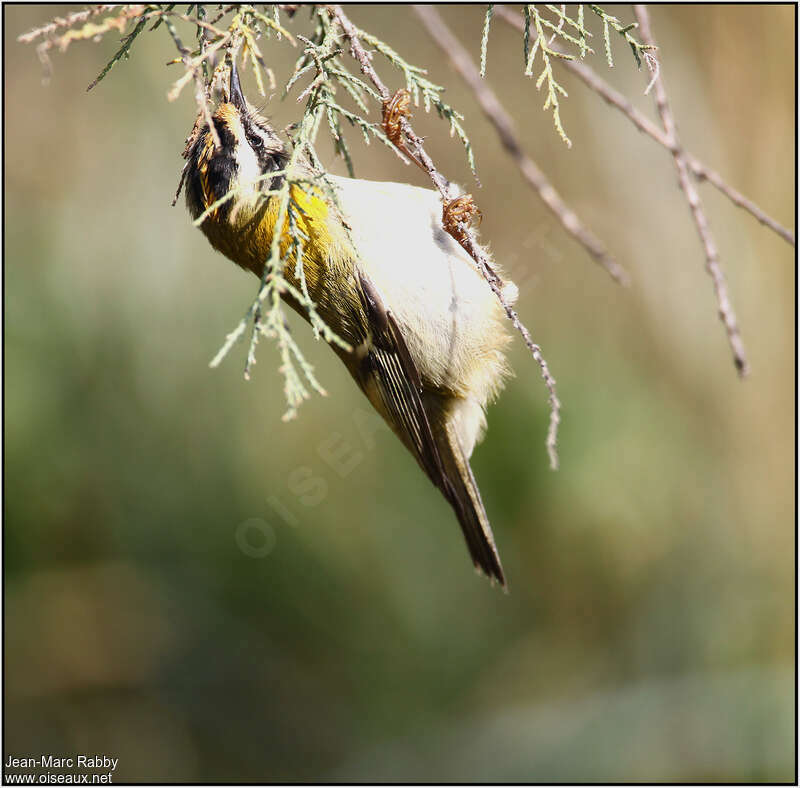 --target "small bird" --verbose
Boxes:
[183,61,517,586]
